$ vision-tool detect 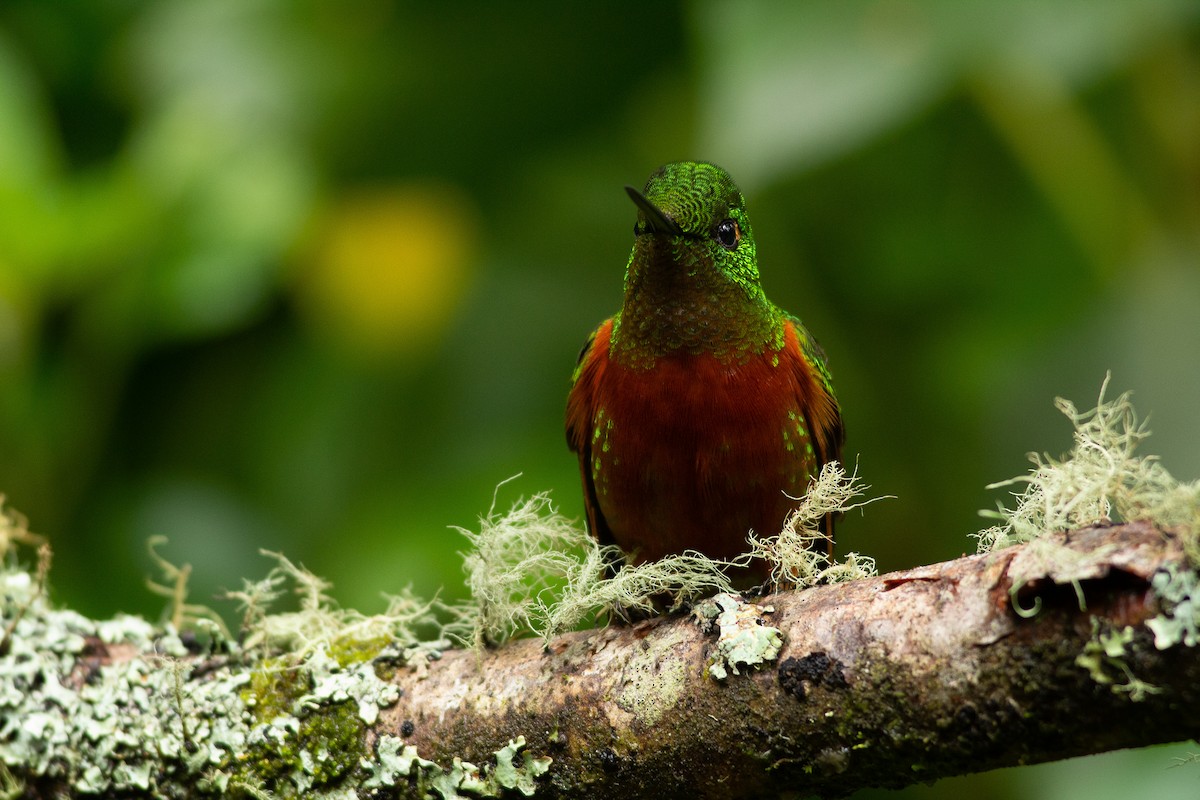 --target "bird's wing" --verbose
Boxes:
[784,316,845,552]
[785,315,844,469]
[565,319,616,546]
